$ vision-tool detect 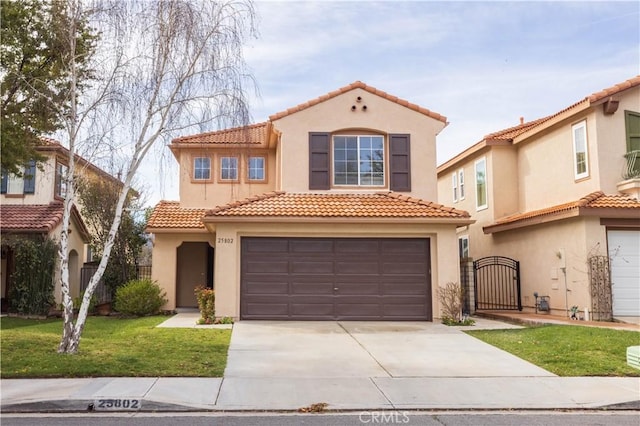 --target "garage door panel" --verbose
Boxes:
[608,230,640,316]
[245,260,289,274]
[290,281,334,295]
[244,239,289,253]
[335,282,380,295]
[336,261,380,274]
[241,237,431,320]
[336,240,379,254]
[291,303,333,316]
[290,240,333,253]
[291,260,334,274]
[243,281,289,294]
